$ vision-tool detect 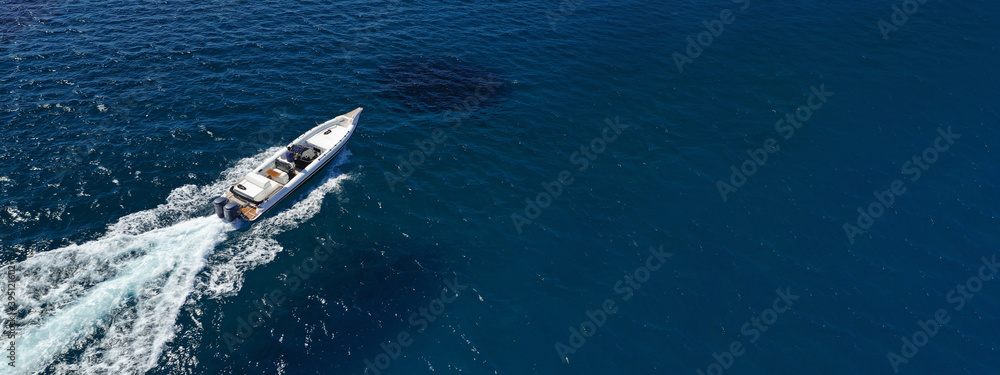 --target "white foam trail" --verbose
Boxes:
[200,150,353,298]
[107,147,283,236]
[4,217,230,375]
[1,148,353,375]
